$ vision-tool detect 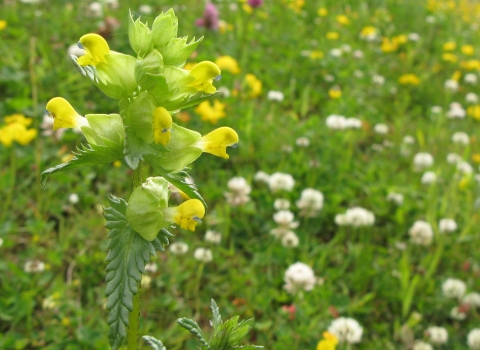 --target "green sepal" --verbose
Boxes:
[130,92,156,144]
[96,53,138,99]
[81,114,125,146]
[151,9,178,49]
[151,66,194,106]
[161,36,203,67]
[142,336,167,350]
[125,177,169,241]
[41,139,123,186]
[167,123,201,150]
[123,128,158,170]
[135,50,169,95]
[145,147,202,174]
[128,11,153,58]
[104,196,164,350]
